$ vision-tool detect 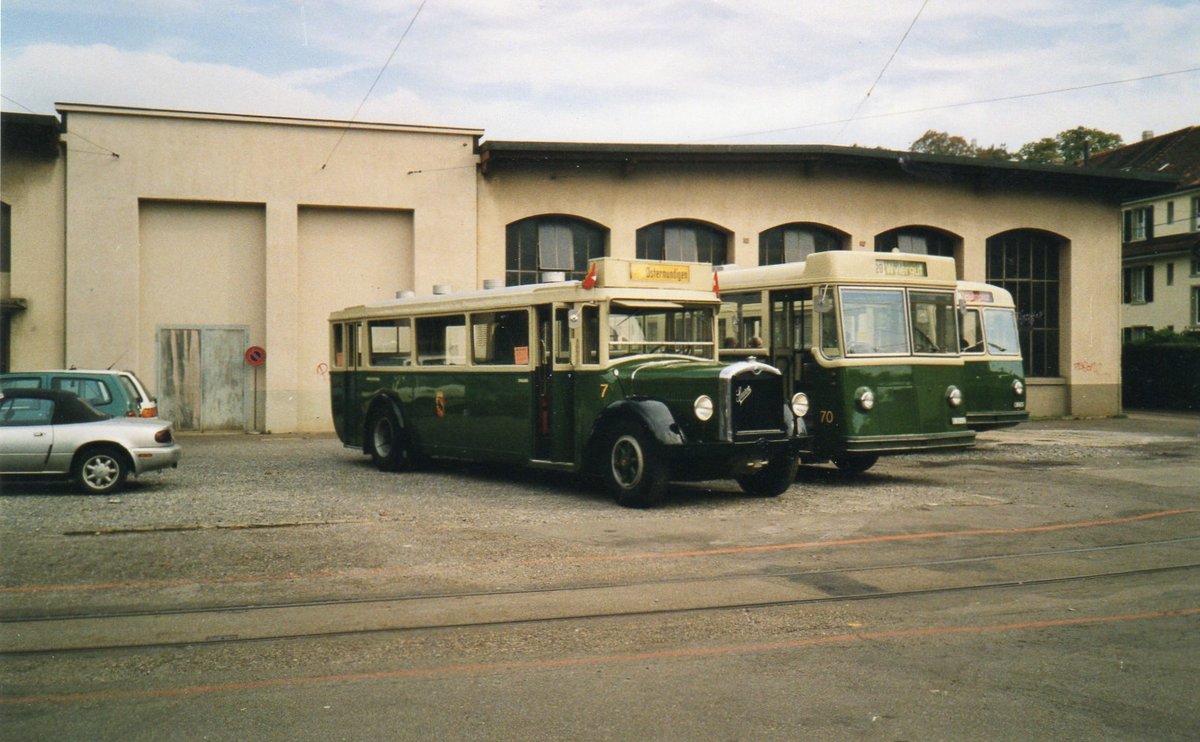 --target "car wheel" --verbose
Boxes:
[368,407,410,472]
[602,421,667,508]
[73,446,129,494]
[832,454,879,474]
[736,453,798,497]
